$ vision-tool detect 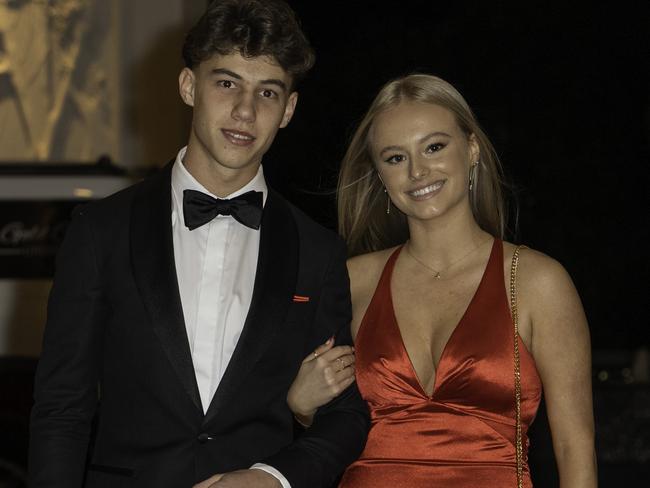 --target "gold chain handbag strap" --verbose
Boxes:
[510,245,526,488]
